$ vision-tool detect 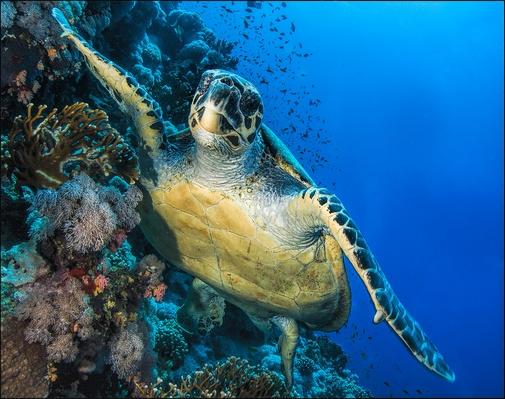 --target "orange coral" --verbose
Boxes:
[2,102,139,188]
[47,47,58,61]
